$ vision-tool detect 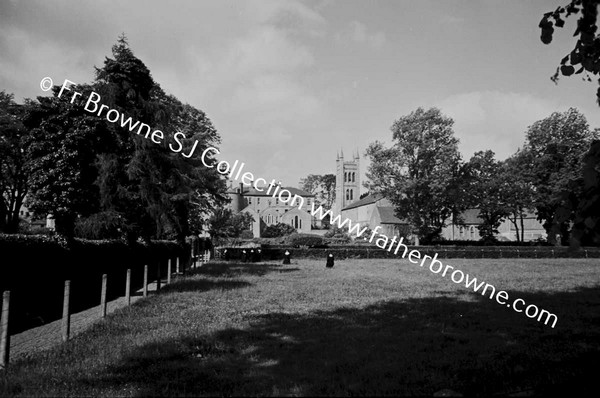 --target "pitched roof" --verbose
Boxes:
[376,206,408,224]
[342,193,382,210]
